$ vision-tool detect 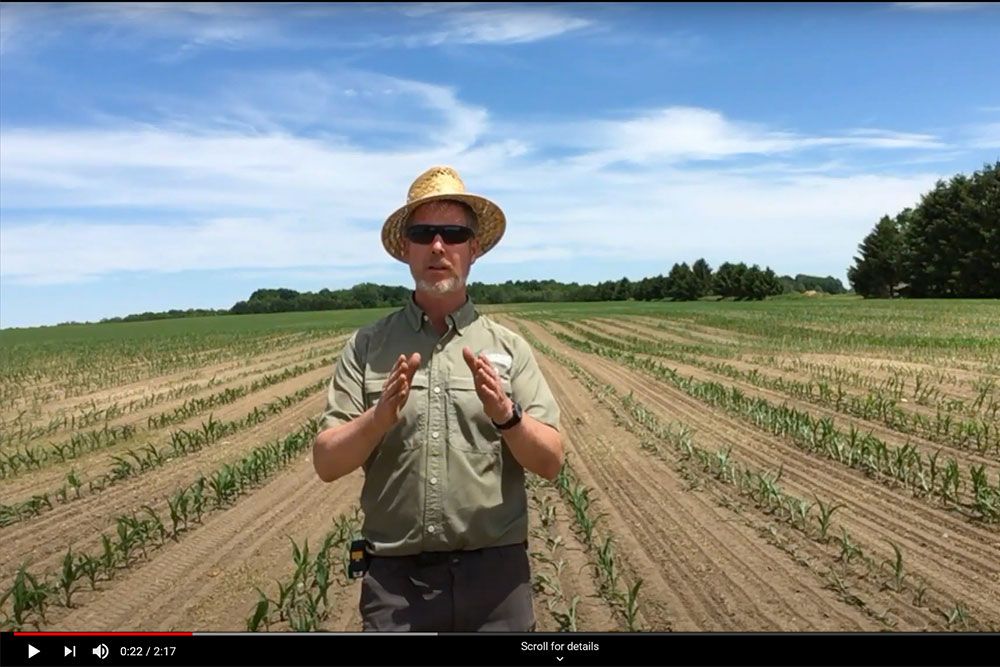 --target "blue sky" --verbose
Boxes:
[1,2,998,328]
